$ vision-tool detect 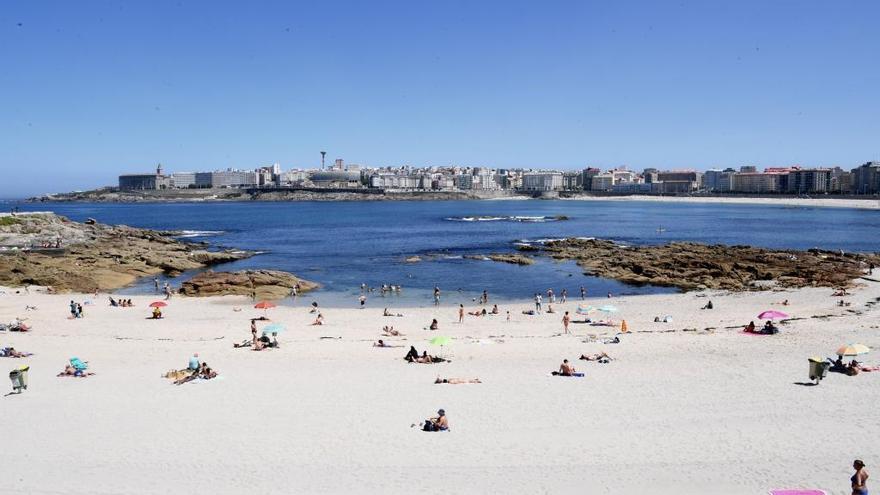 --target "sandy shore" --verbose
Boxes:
[566,195,880,210]
[1,282,878,494]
